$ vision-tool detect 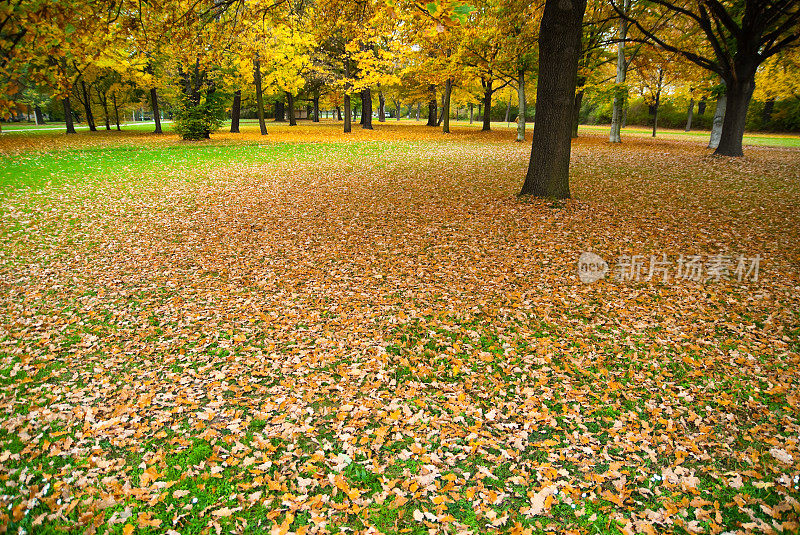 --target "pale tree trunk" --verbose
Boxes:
[520,0,587,199]
[609,0,630,143]
[442,78,452,134]
[684,98,694,131]
[254,59,267,135]
[516,69,526,142]
[709,92,726,149]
